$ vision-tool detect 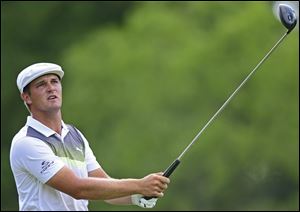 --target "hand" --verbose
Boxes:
[131,194,158,208]
[140,172,170,197]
